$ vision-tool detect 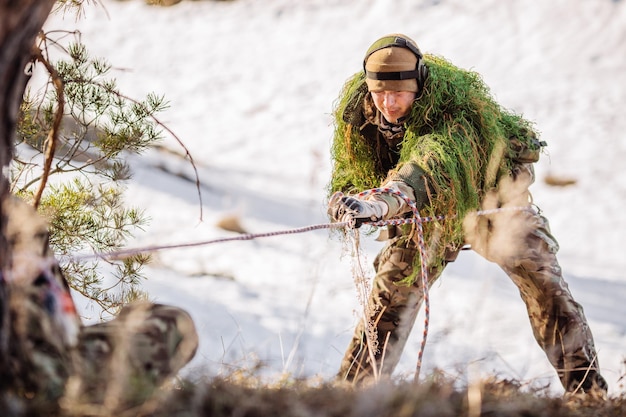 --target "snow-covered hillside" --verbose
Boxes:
[43,0,626,395]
